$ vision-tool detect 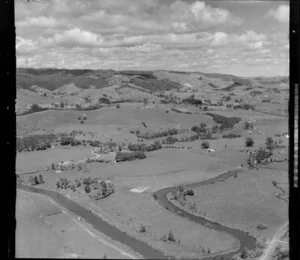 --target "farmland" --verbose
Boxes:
[16,68,289,260]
